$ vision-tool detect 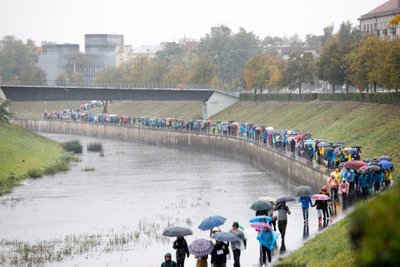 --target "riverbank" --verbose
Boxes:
[0,123,72,195]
